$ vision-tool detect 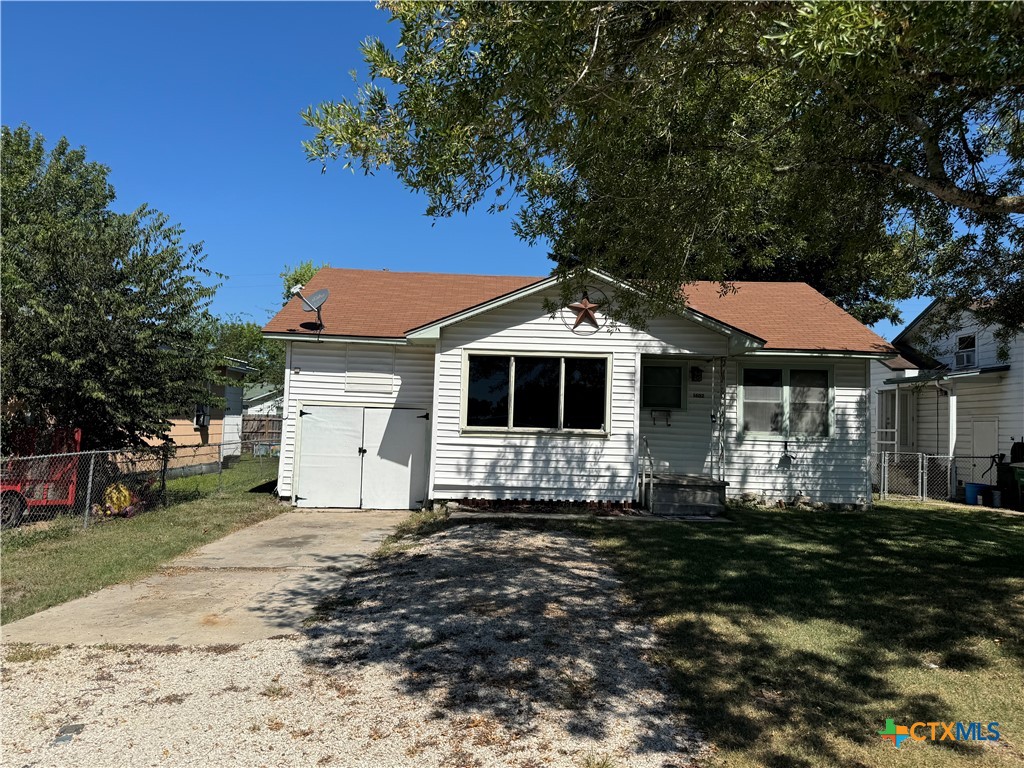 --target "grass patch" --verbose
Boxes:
[1,458,282,624]
[3,644,61,663]
[578,501,1024,768]
[375,508,451,557]
[163,454,278,504]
